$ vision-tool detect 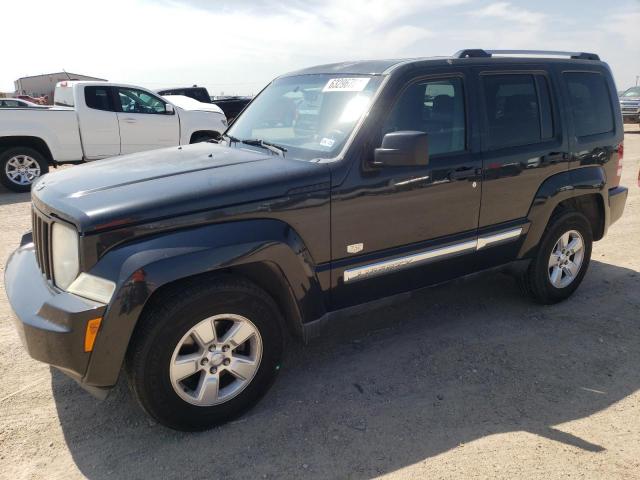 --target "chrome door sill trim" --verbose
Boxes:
[477,227,523,250]
[343,240,477,283]
[343,227,523,283]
